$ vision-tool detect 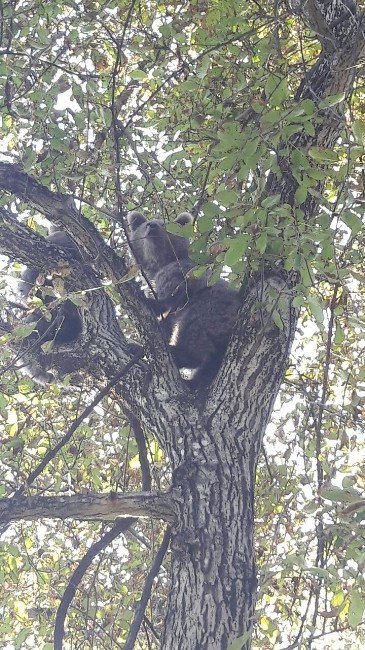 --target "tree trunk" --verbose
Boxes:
[158,273,297,648]
[163,434,256,649]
